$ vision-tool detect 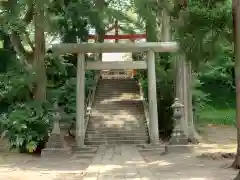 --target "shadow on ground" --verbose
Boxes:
[0,144,238,180]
